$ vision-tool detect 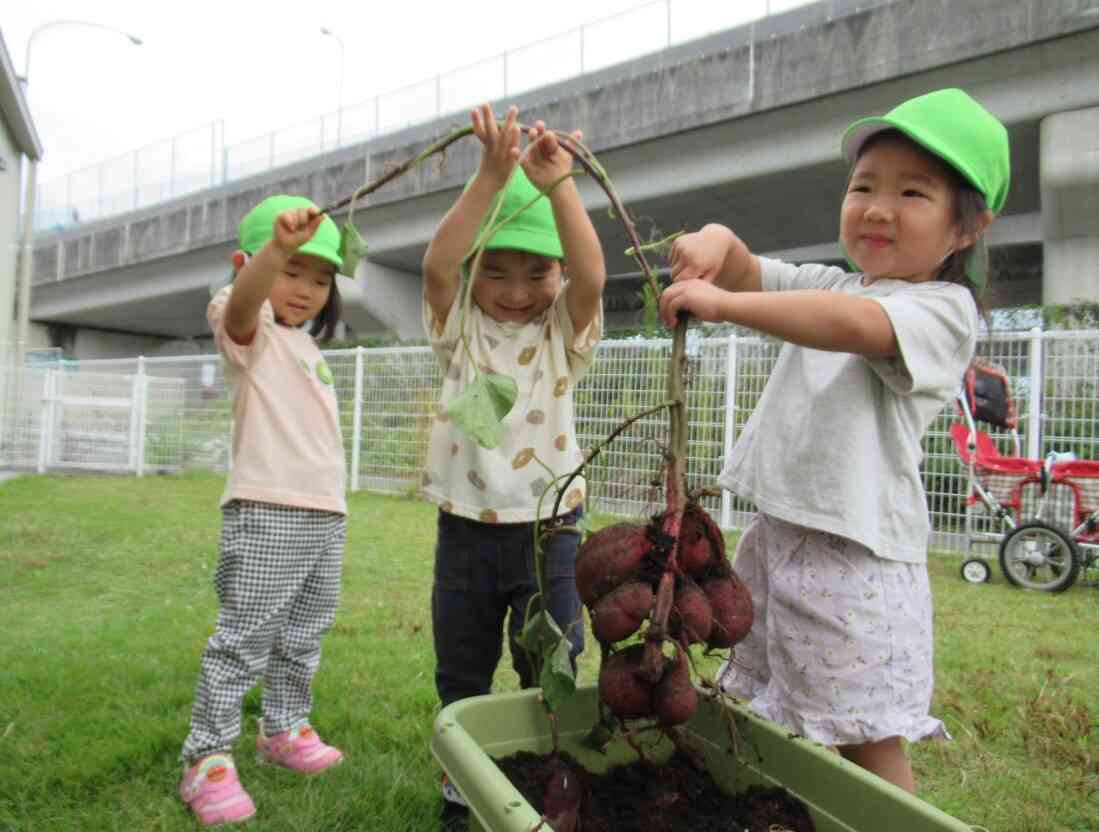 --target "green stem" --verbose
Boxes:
[549,399,676,521]
[624,230,685,257]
